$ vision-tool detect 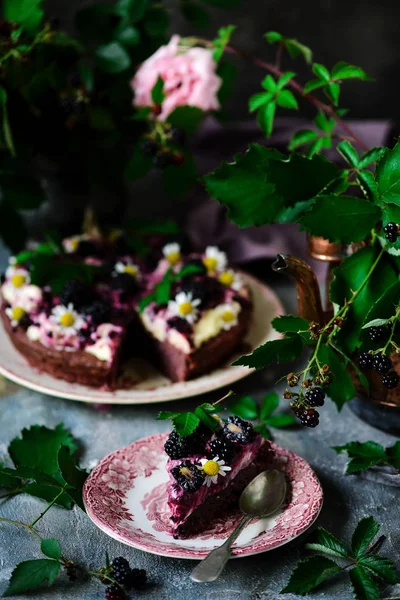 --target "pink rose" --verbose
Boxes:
[131,35,222,120]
